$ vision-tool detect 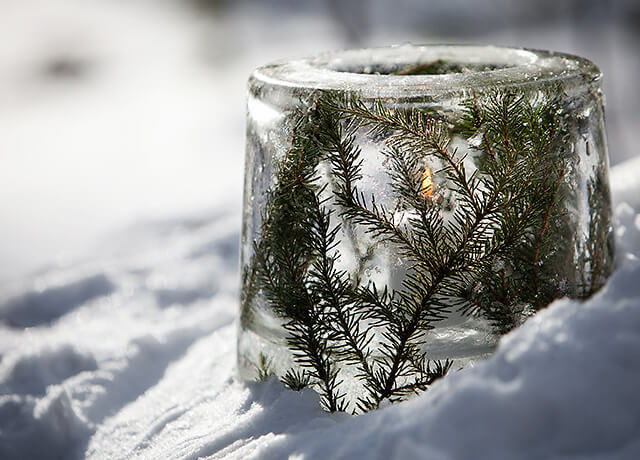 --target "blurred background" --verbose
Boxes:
[1,0,638,287]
